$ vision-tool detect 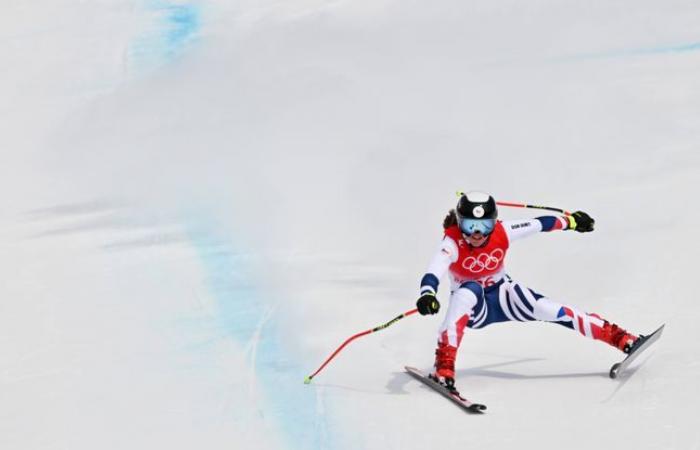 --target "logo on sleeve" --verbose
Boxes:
[510,222,531,230]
